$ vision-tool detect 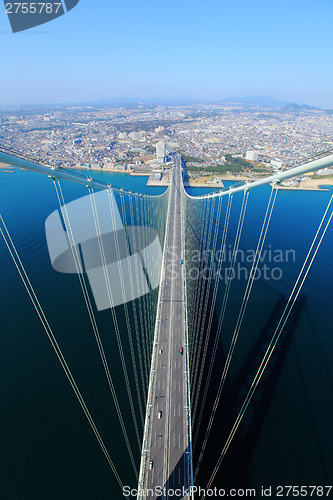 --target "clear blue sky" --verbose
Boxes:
[1,0,333,107]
